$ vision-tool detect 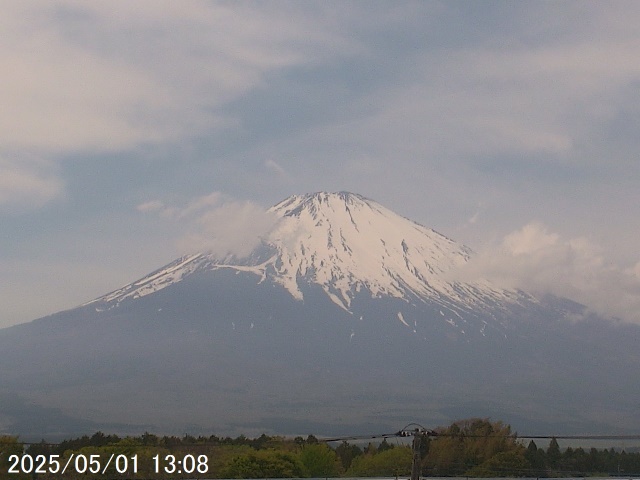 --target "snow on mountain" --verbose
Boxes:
[89,192,535,318]
[9,192,640,438]
[265,192,534,312]
[88,253,212,309]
